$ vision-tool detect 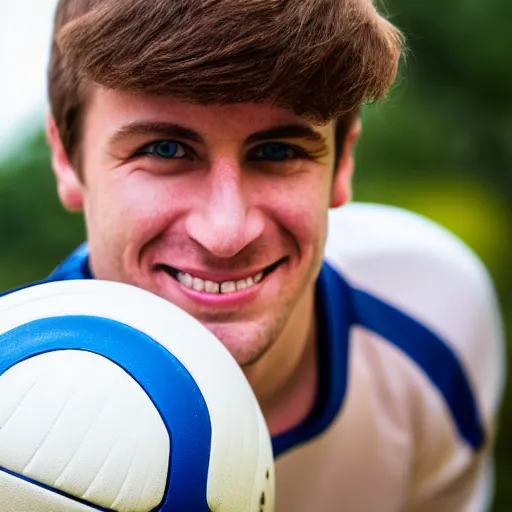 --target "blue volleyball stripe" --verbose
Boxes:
[0,465,114,511]
[350,286,485,450]
[0,316,213,512]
